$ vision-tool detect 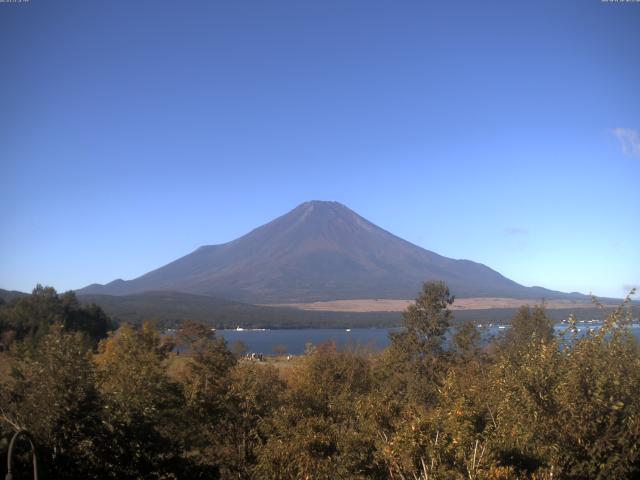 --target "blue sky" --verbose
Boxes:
[1,0,638,298]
